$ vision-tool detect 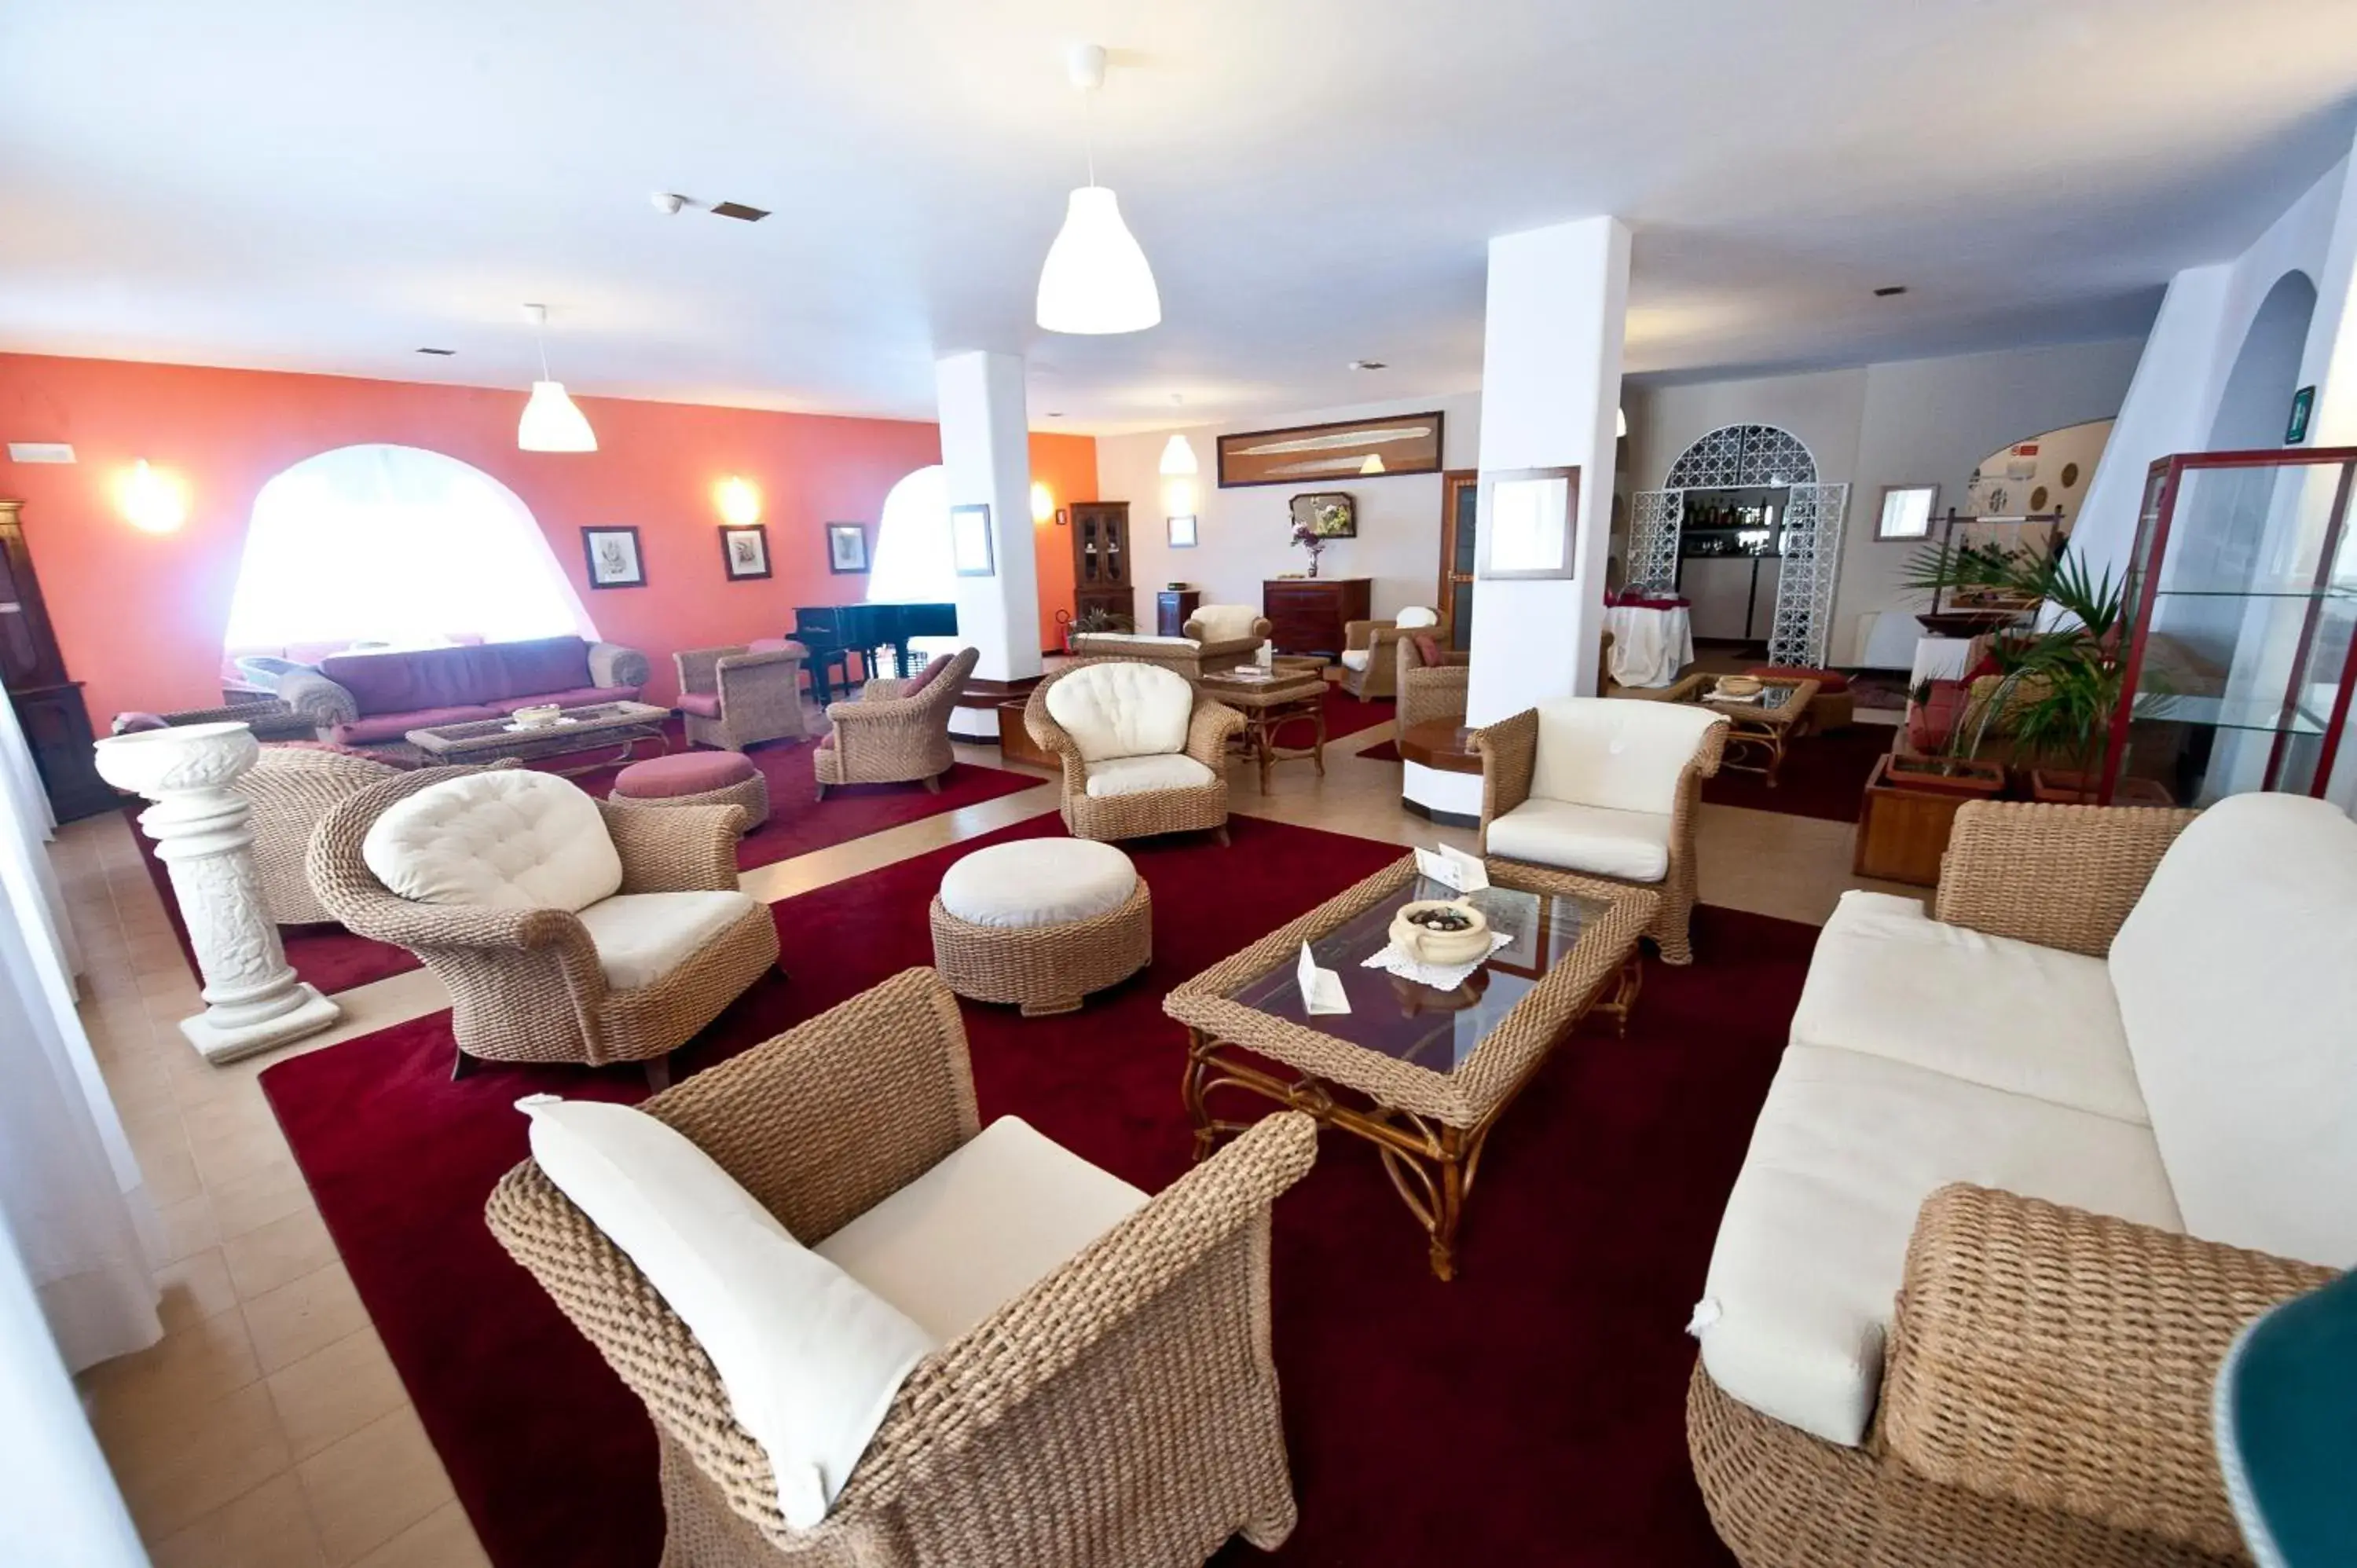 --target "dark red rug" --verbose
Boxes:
[262,812,1798,1568]
[1355,739,1403,762]
[1320,686,1395,739]
[1700,724,1890,824]
[134,738,1045,996]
